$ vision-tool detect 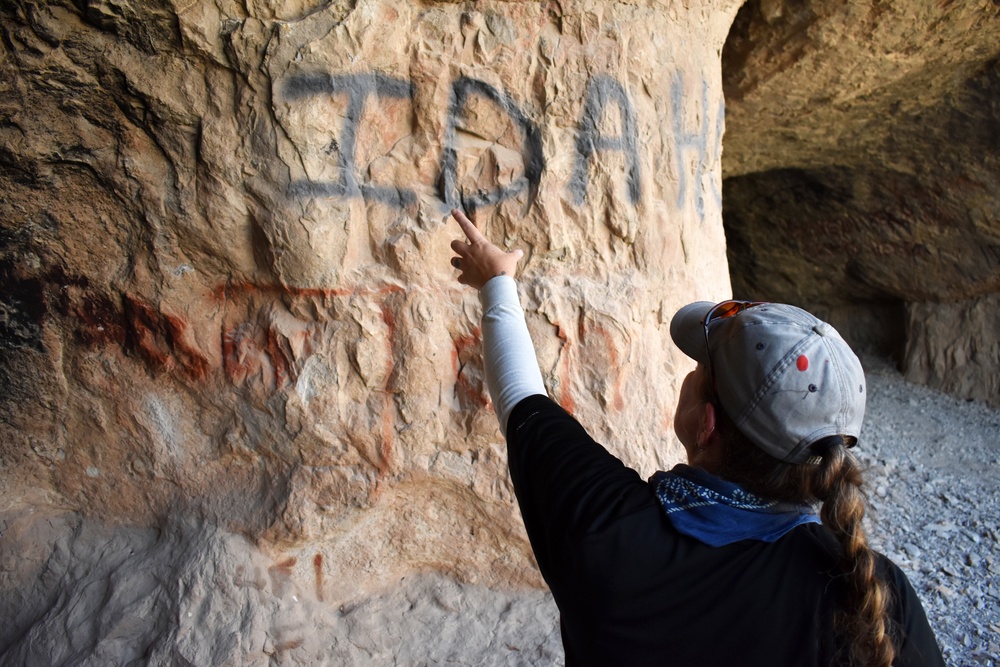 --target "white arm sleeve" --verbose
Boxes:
[479,275,547,437]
